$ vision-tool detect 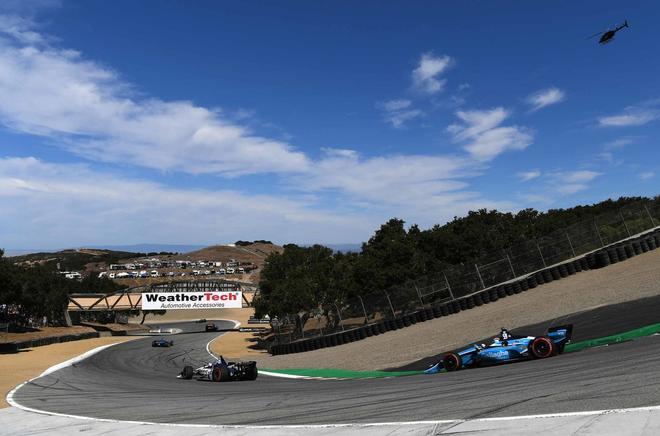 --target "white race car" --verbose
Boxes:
[179,356,258,382]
